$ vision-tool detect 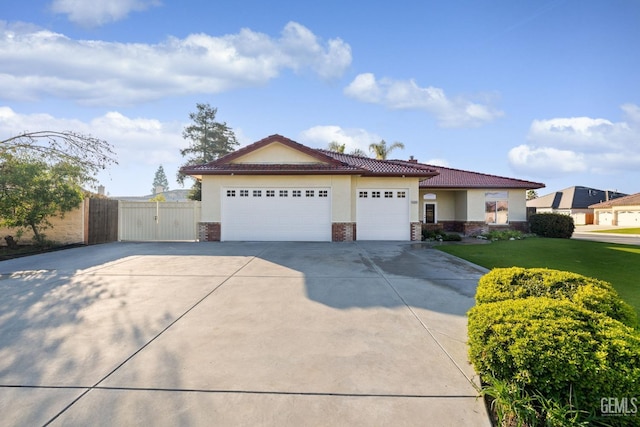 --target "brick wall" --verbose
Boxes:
[332,222,356,242]
[421,220,529,237]
[198,222,221,241]
[410,222,421,241]
[0,200,86,245]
